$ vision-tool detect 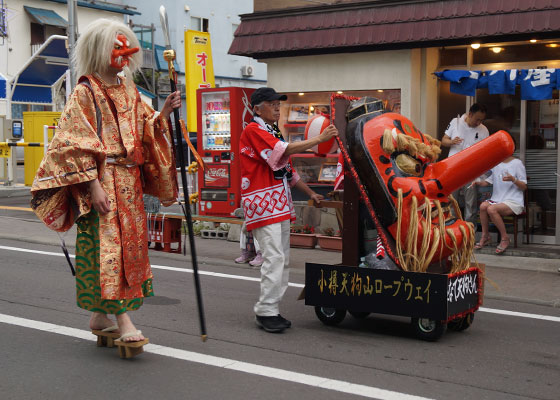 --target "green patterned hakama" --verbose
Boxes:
[75,211,153,315]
